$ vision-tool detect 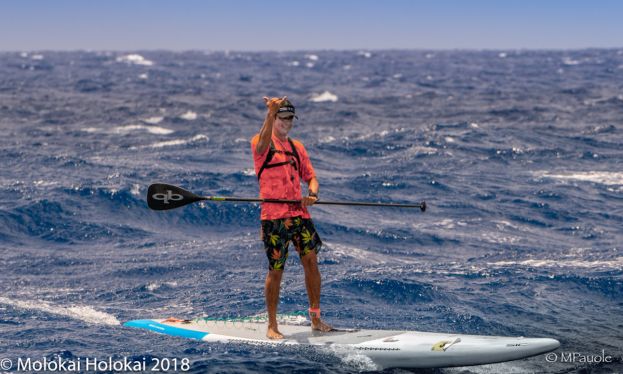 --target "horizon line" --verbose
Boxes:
[2,46,623,54]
